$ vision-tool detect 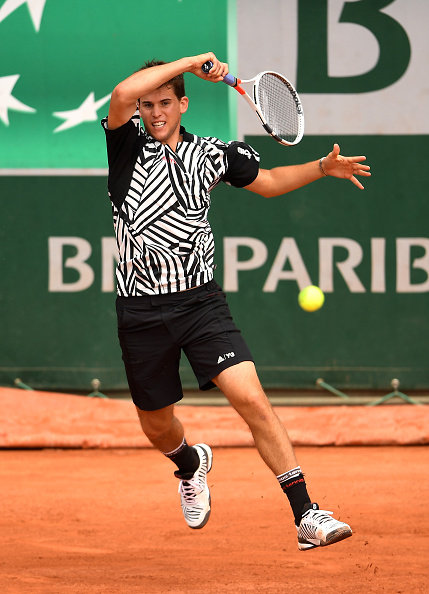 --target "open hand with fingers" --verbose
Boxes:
[321,143,371,189]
